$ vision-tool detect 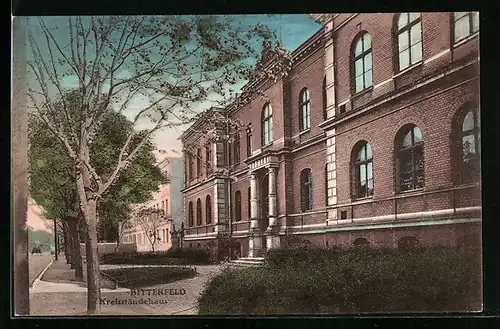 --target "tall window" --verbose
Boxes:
[165,199,168,215]
[397,125,424,192]
[453,12,479,43]
[300,169,313,212]
[234,133,240,164]
[205,195,212,224]
[246,124,253,157]
[196,198,202,226]
[261,103,273,146]
[196,148,202,177]
[234,190,242,222]
[247,187,251,219]
[188,154,194,180]
[396,13,422,71]
[205,144,212,173]
[353,32,372,94]
[299,88,311,131]
[353,141,374,198]
[188,201,194,227]
[455,108,480,184]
